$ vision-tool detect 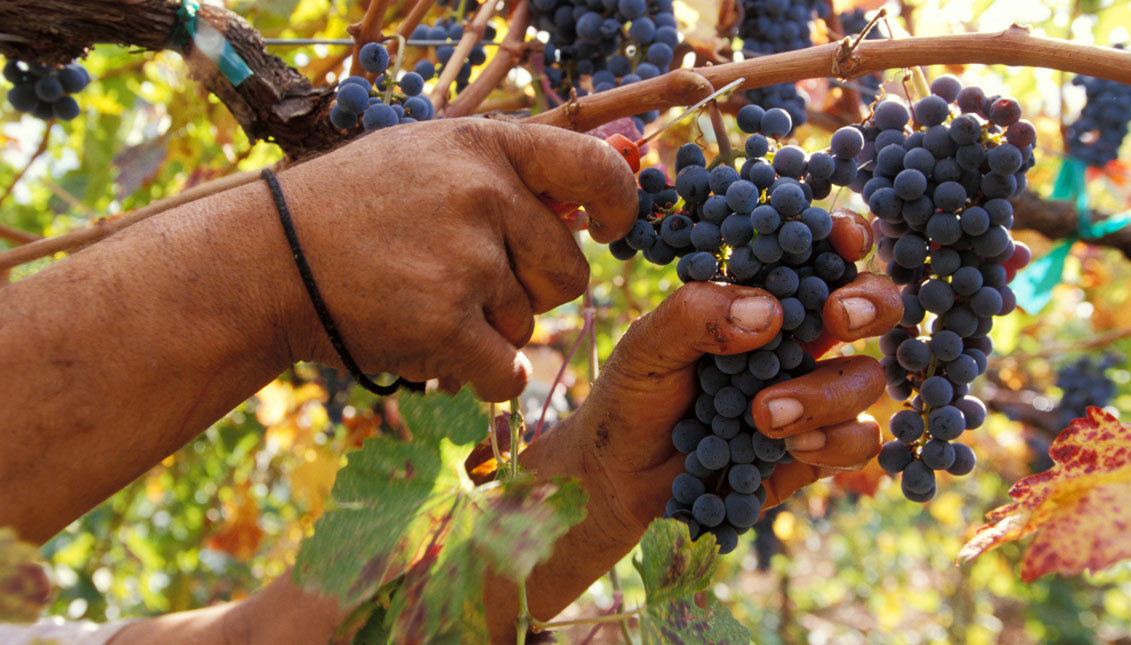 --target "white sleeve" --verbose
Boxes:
[0,617,137,645]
